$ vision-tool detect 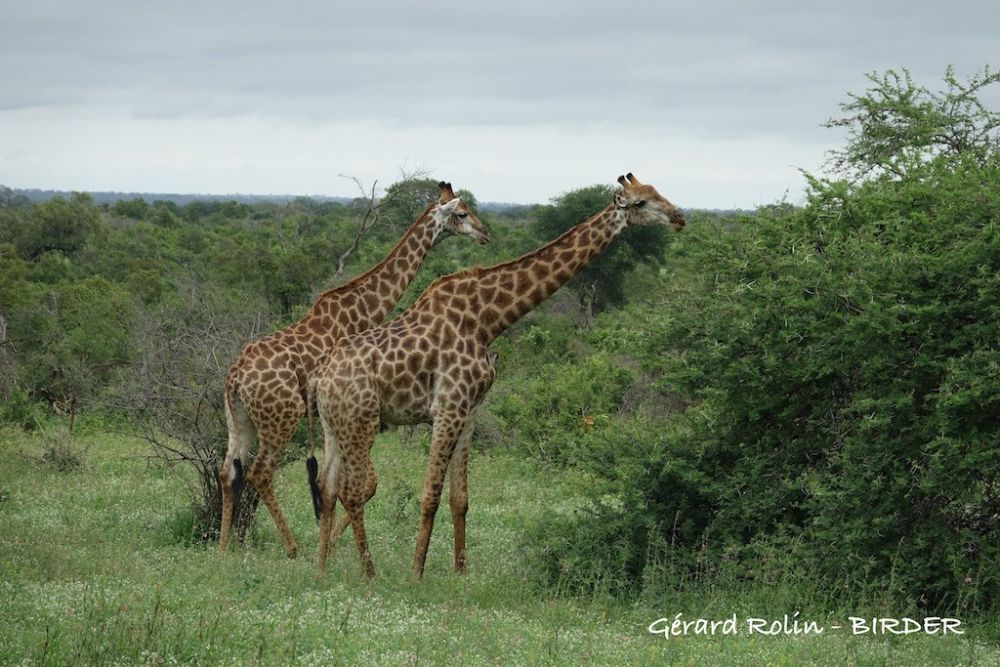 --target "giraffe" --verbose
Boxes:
[218,182,490,558]
[311,173,685,578]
